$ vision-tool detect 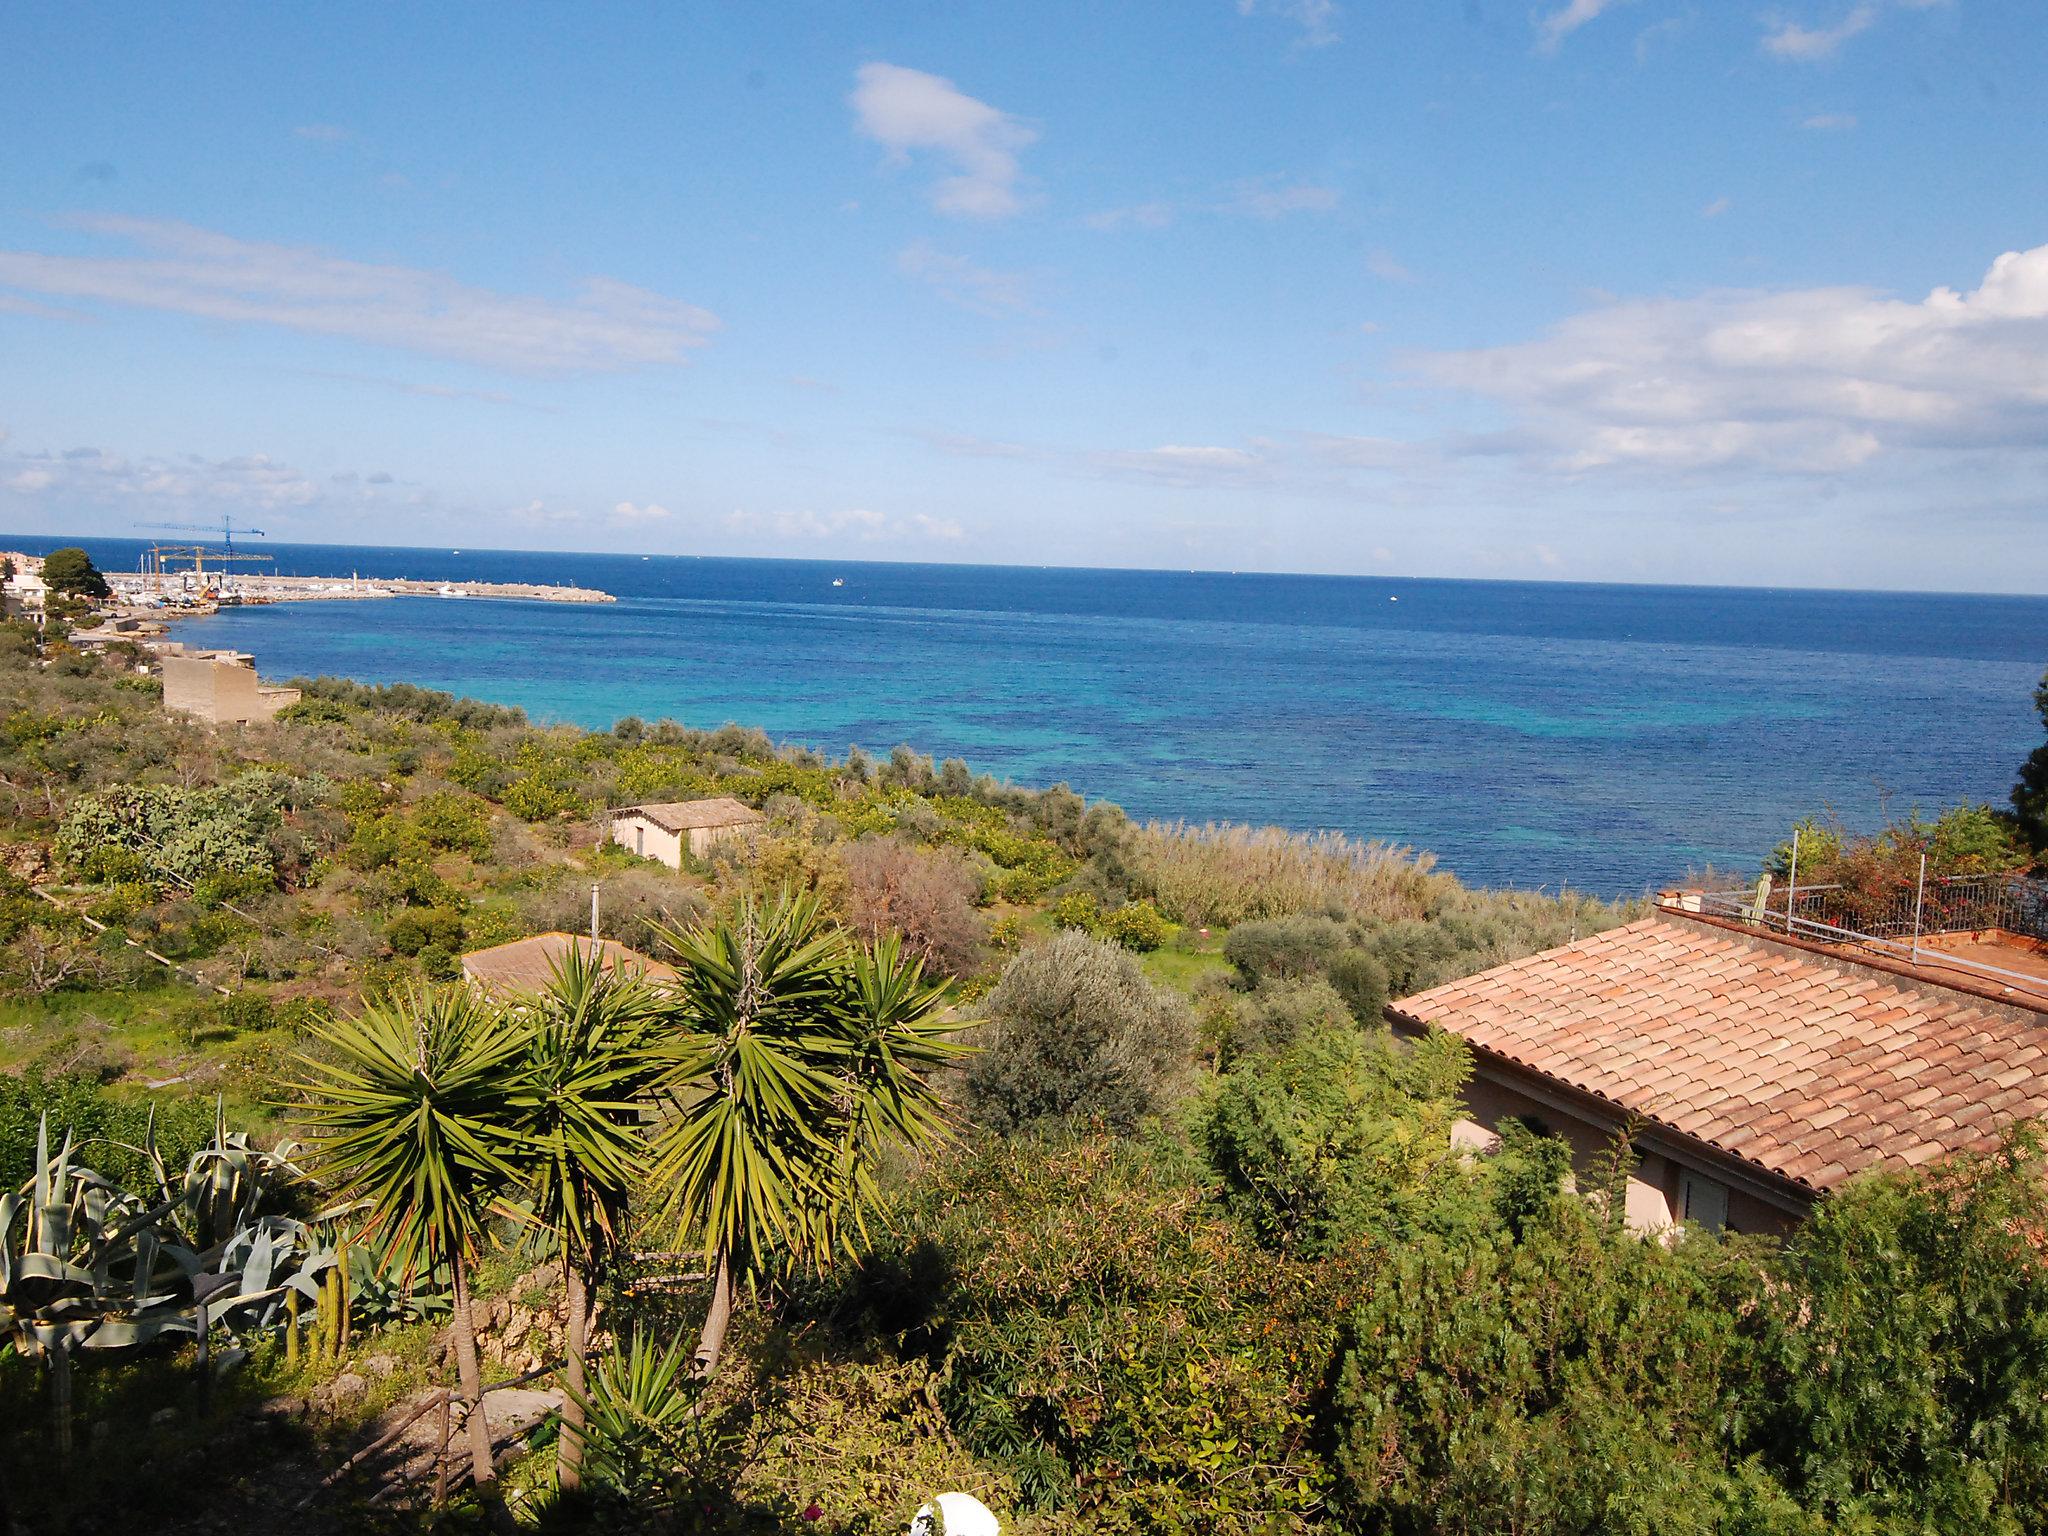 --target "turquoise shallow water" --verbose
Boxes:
[30,537,2048,894]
